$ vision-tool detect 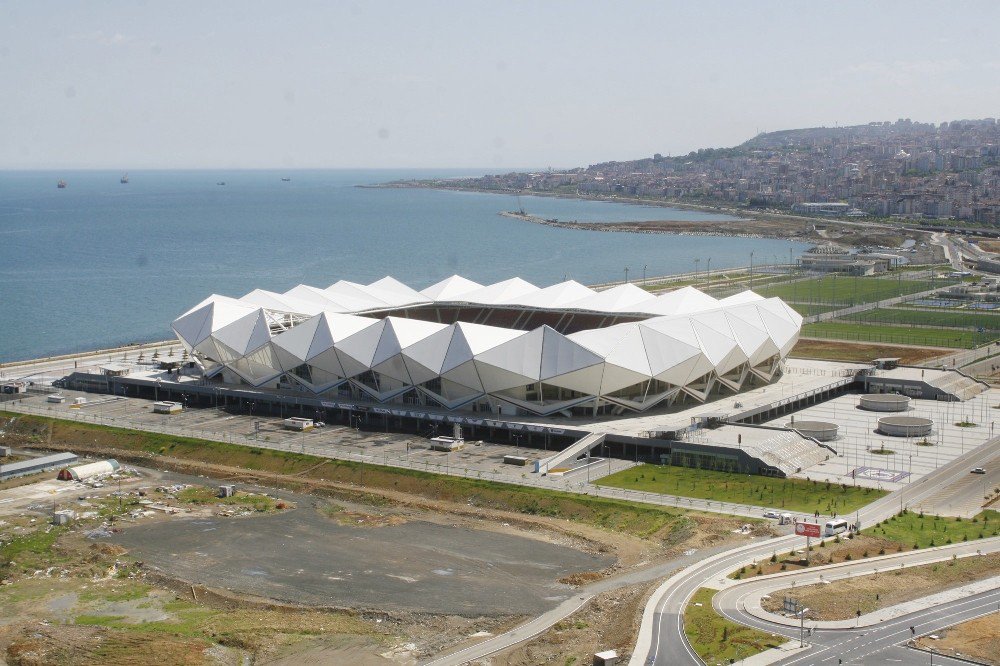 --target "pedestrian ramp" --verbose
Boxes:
[536,432,606,475]
[741,430,830,476]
